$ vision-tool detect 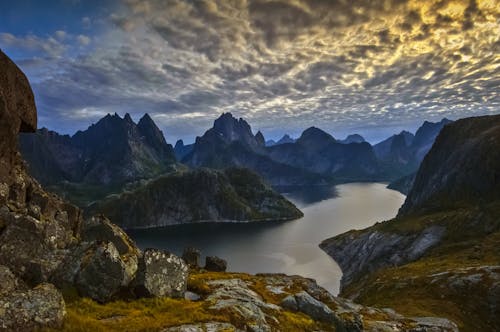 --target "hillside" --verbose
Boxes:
[87,167,304,228]
[320,115,500,331]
